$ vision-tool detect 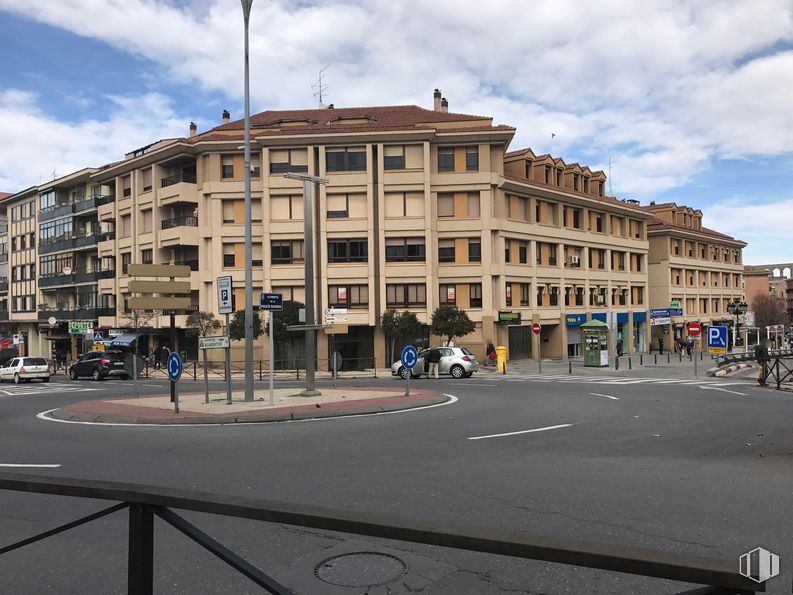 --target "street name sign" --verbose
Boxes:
[68,321,93,334]
[259,293,283,311]
[199,336,230,350]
